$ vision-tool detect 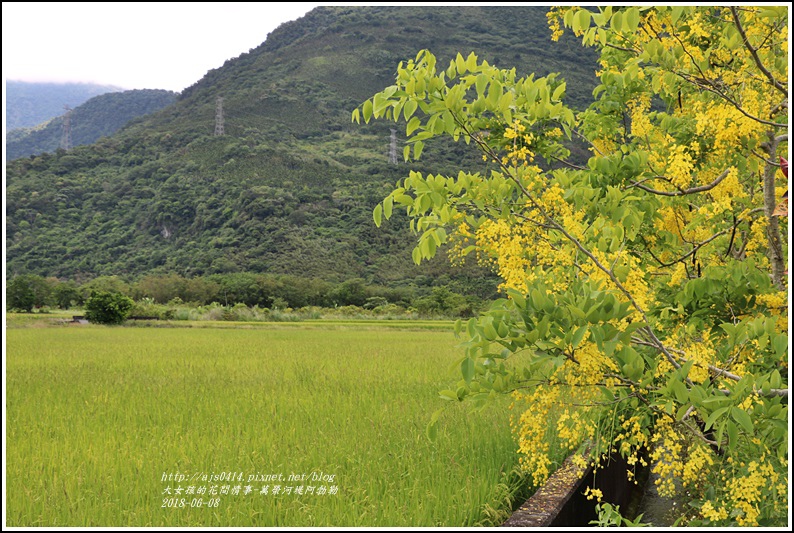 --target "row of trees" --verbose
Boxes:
[5,272,481,318]
[357,5,788,526]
